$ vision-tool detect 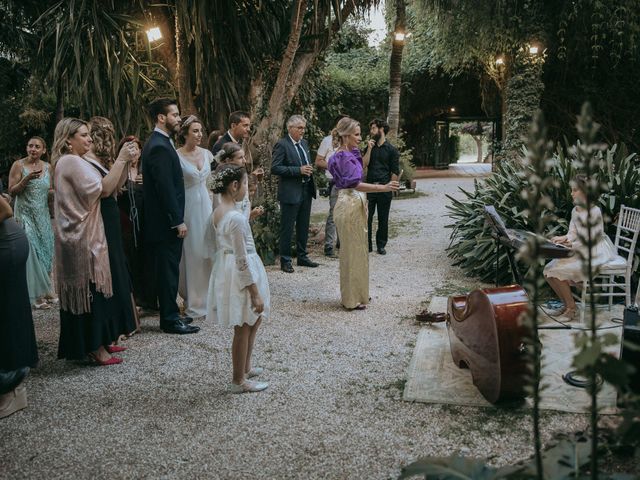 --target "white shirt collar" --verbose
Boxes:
[288,134,302,146]
[227,131,239,144]
[154,126,170,138]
